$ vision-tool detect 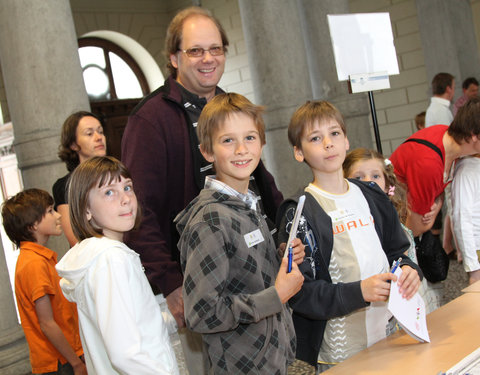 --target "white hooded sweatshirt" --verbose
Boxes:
[56,236,179,375]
